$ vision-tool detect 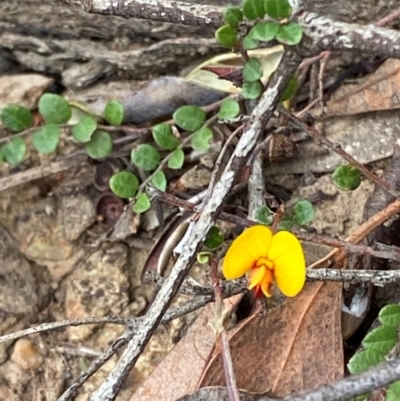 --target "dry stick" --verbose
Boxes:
[89,50,301,401]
